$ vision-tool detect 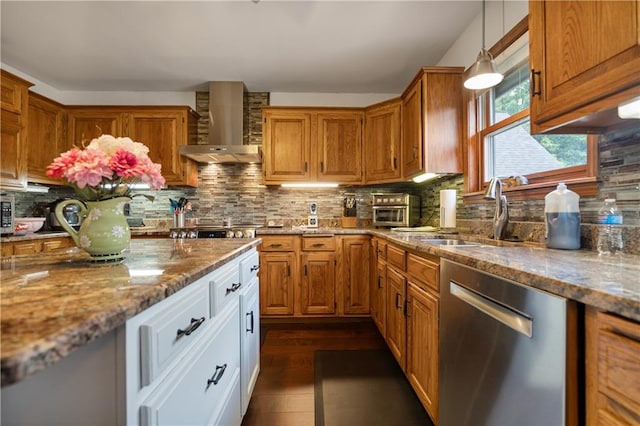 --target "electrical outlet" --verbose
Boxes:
[309,201,318,215]
[308,216,318,228]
